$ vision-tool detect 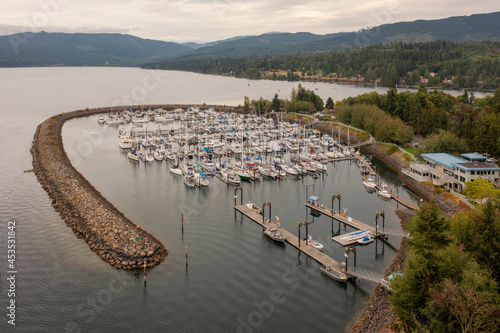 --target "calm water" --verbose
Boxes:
[0,67,472,332]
